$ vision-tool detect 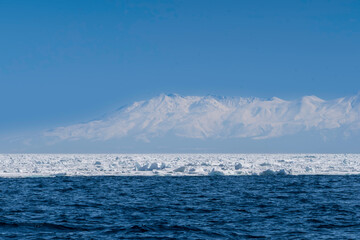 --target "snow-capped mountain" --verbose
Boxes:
[45,93,360,141]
